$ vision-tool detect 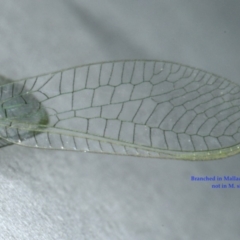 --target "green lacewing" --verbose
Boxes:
[0,60,239,160]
